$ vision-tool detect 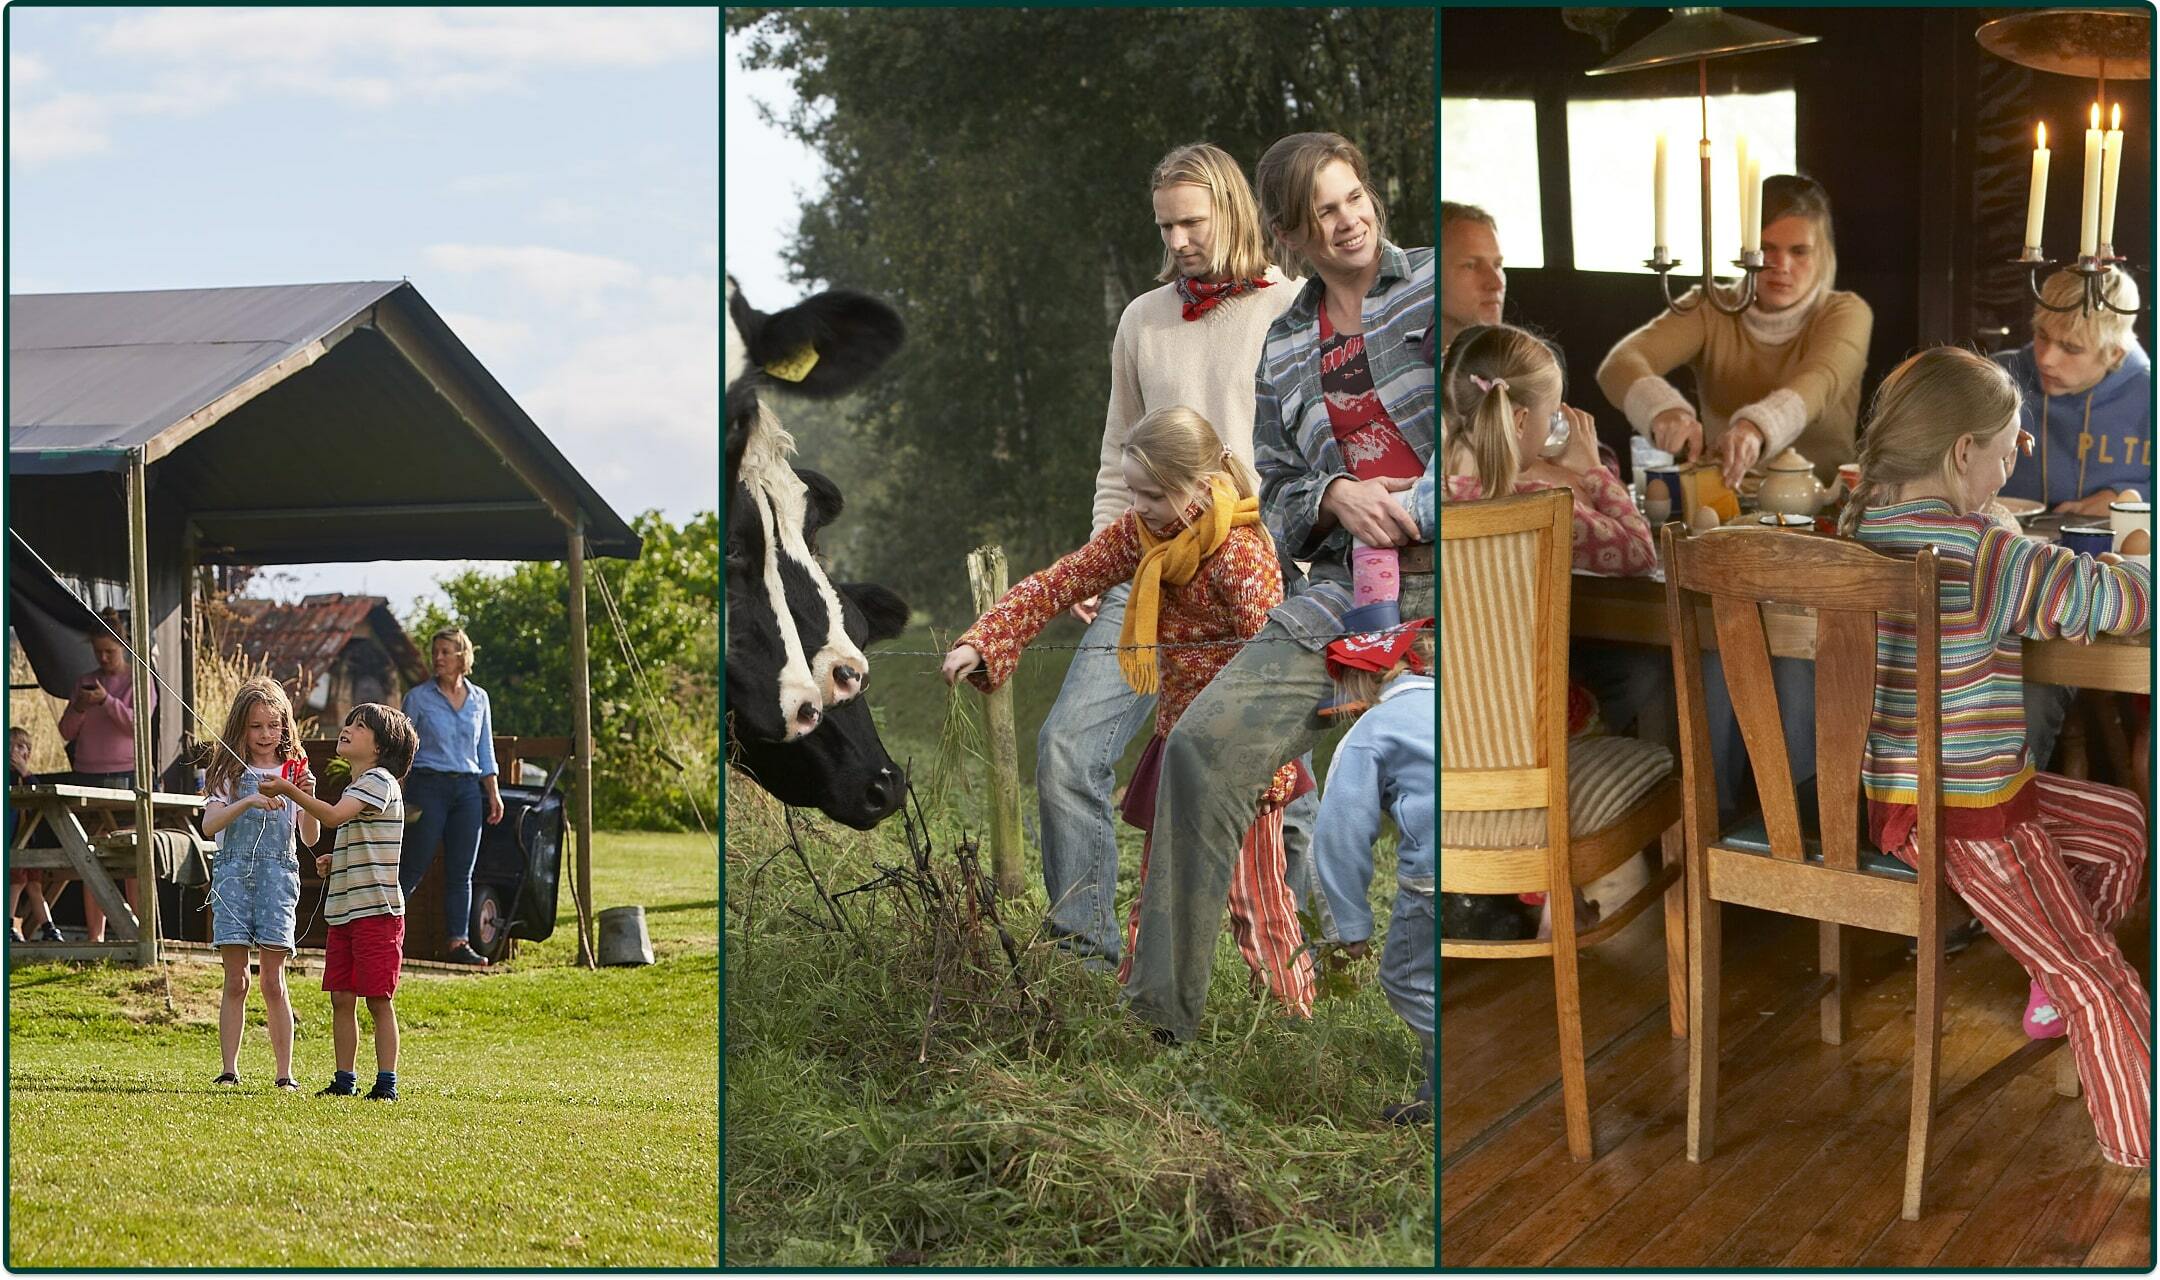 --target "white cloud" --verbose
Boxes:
[11,53,50,89]
[524,320,720,517]
[437,310,533,368]
[423,243,644,313]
